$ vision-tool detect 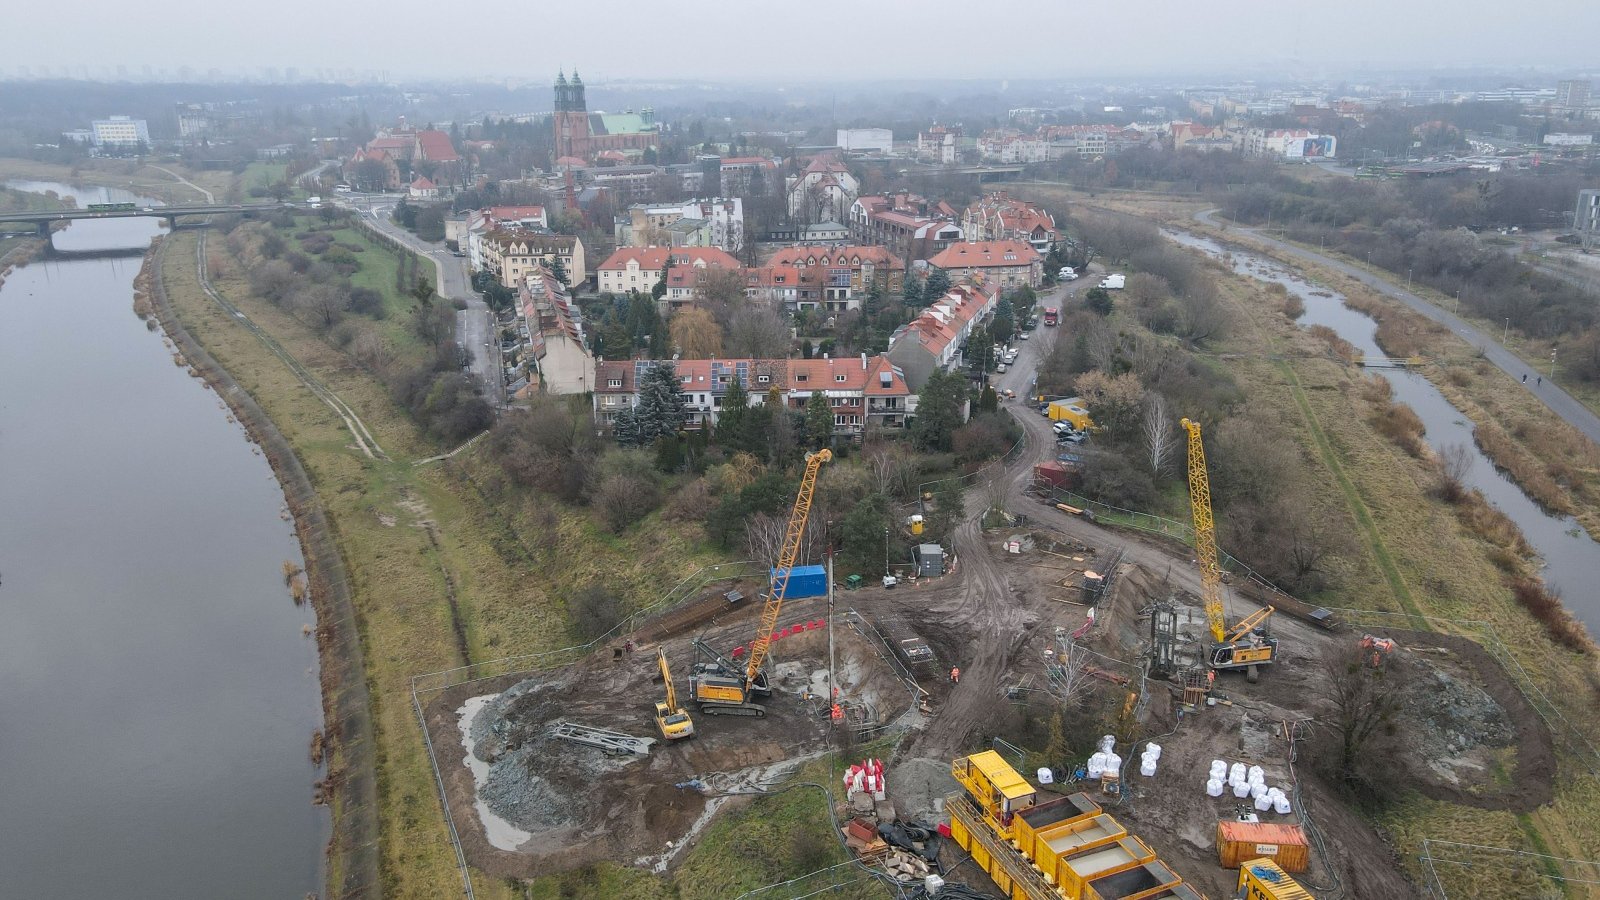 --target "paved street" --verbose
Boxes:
[1195,209,1600,448]
[353,196,505,407]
